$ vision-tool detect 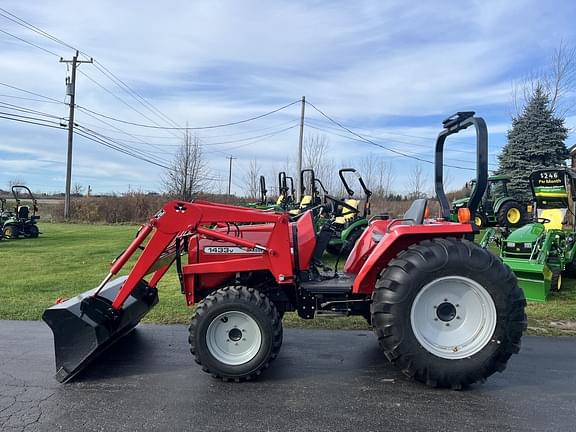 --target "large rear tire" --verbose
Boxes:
[497,201,525,228]
[371,238,526,388]
[27,224,39,238]
[189,286,283,382]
